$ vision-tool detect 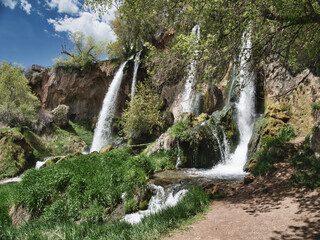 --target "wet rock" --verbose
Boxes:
[243,174,255,185]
